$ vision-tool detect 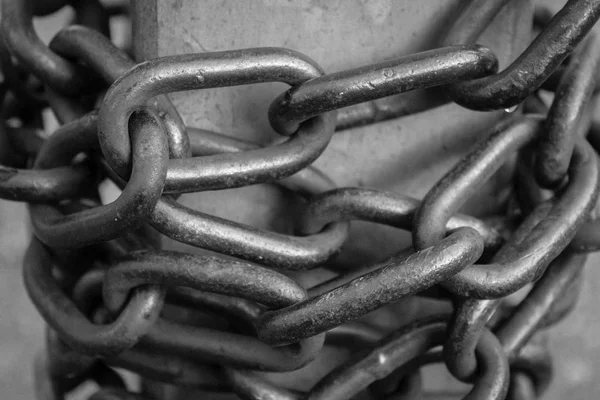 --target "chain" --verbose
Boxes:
[2,0,600,399]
